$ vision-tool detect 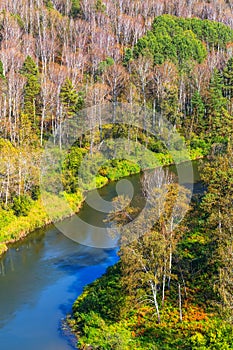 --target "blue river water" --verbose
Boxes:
[0,162,202,350]
[0,226,118,350]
